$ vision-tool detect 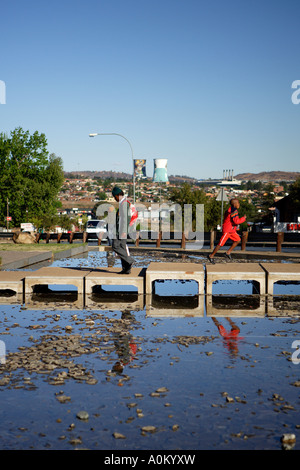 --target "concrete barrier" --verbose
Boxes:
[145,262,205,295]
[206,263,266,296]
[24,267,89,294]
[85,267,145,295]
[0,263,299,313]
[260,263,300,295]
